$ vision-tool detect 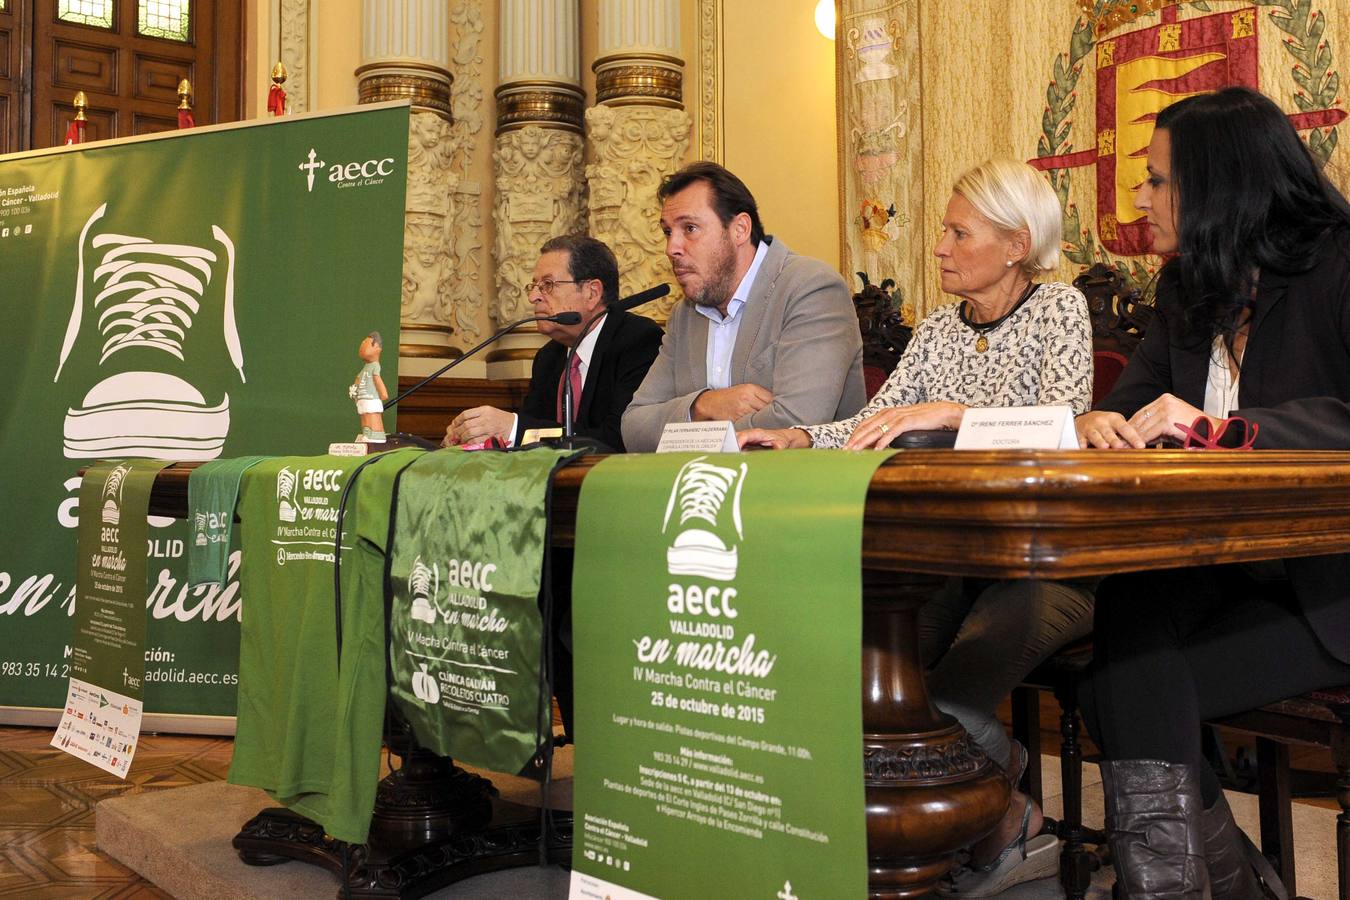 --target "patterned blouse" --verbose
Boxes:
[806,281,1093,448]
